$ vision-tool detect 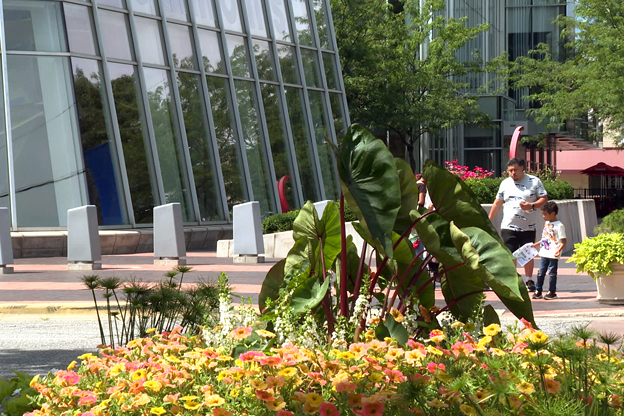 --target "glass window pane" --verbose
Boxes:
[218,0,242,32]
[131,0,157,15]
[72,58,129,225]
[260,83,298,209]
[278,44,299,84]
[64,4,98,56]
[312,0,330,49]
[234,80,274,215]
[198,29,225,73]
[246,0,267,37]
[143,68,194,221]
[300,49,320,87]
[177,72,224,221]
[225,35,250,78]
[329,93,346,140]
[168,23,197,70]
[0,65,9,214]
[99,10,134,61]
[163,0,188,21]
[108,62,158,223]
[284,87,319,202]
[322,52,338,89]
[134,17,166,65]
[308,90,338,199]
[268,0,292,42]
[191,0,216,27]
[8,56,87,227]
[253,40,276,81]
[206,76,248,213]
[4,0,66,52]
[290,0,313,46]
[98,0,124,9]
